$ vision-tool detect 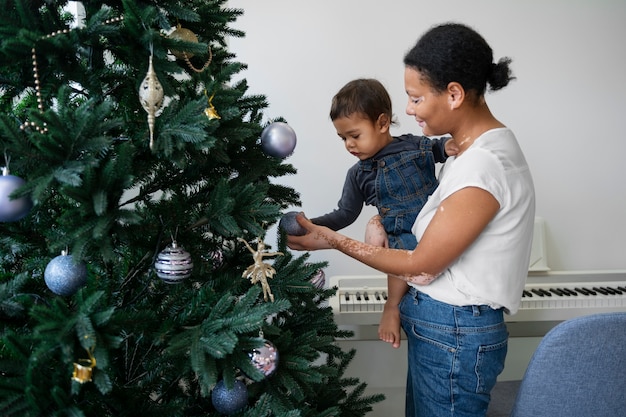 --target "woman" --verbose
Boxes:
[288,22,535,416]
